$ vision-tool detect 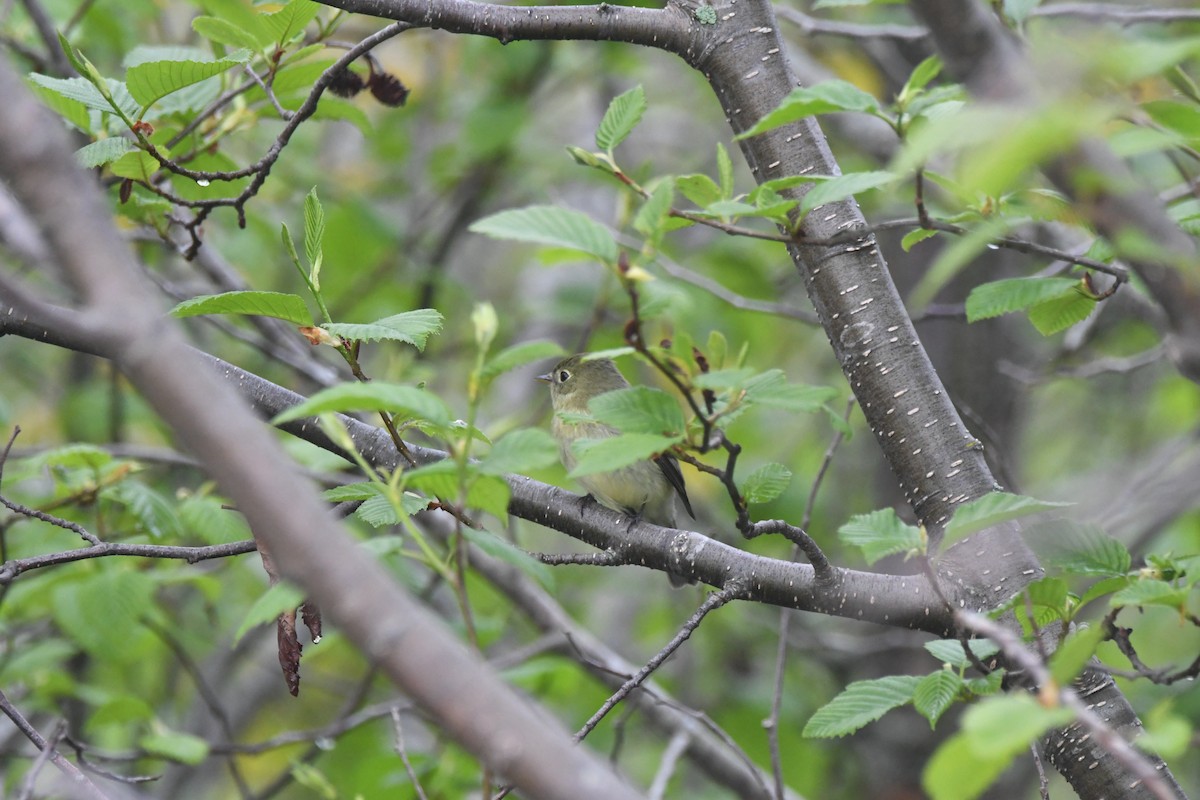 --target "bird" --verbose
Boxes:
[538,354,696,586]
